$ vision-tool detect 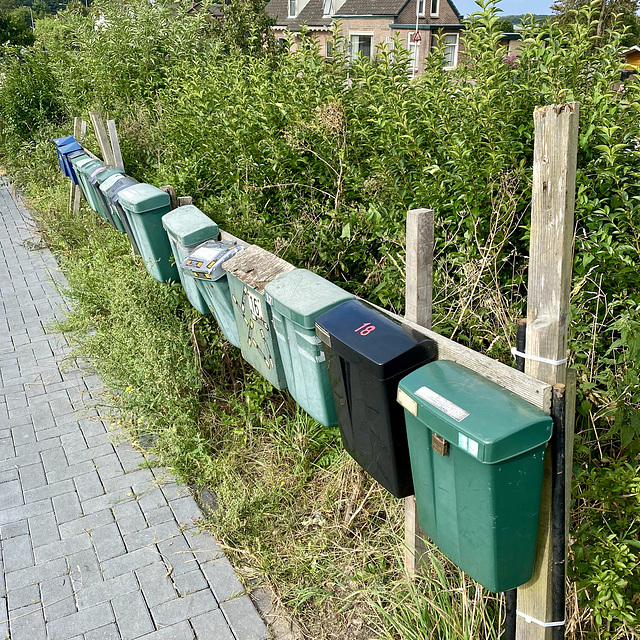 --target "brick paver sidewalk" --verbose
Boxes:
[0,181,270,640]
